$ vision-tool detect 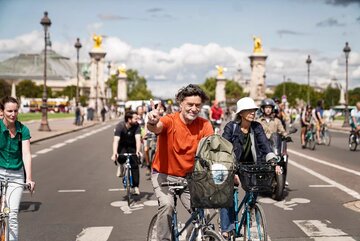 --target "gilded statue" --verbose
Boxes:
[118,64,127,76]
[93,34,102,49]
[253,36,263,53]
[215,65,226,78]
